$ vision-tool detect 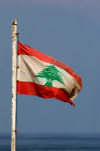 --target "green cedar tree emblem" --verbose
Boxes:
[35,65,65,87]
